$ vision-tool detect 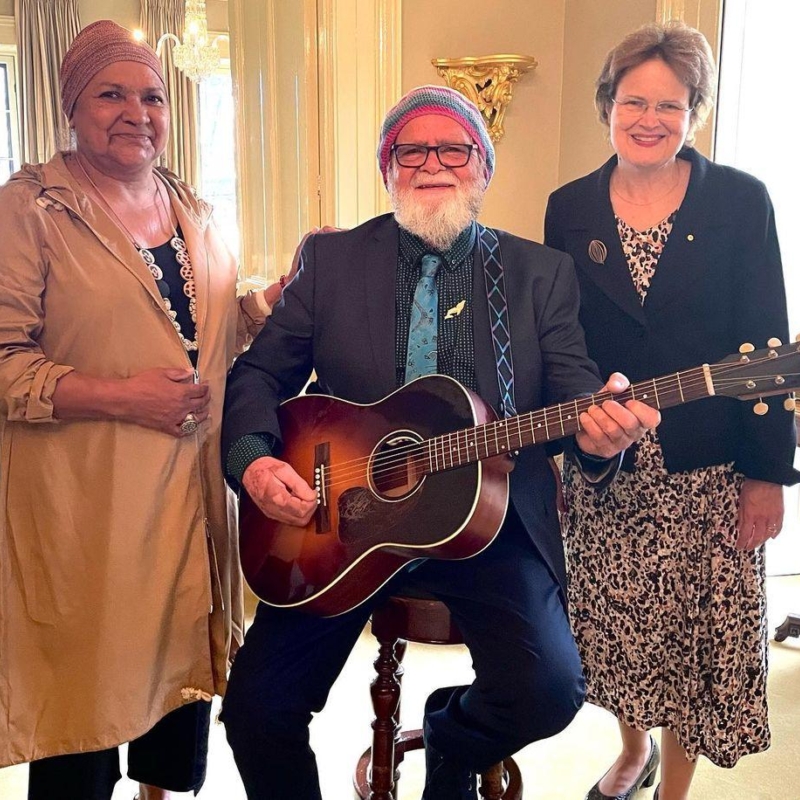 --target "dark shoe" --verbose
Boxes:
[585,736,660,800]
[422,691,477,800]
[422,739,477,800]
